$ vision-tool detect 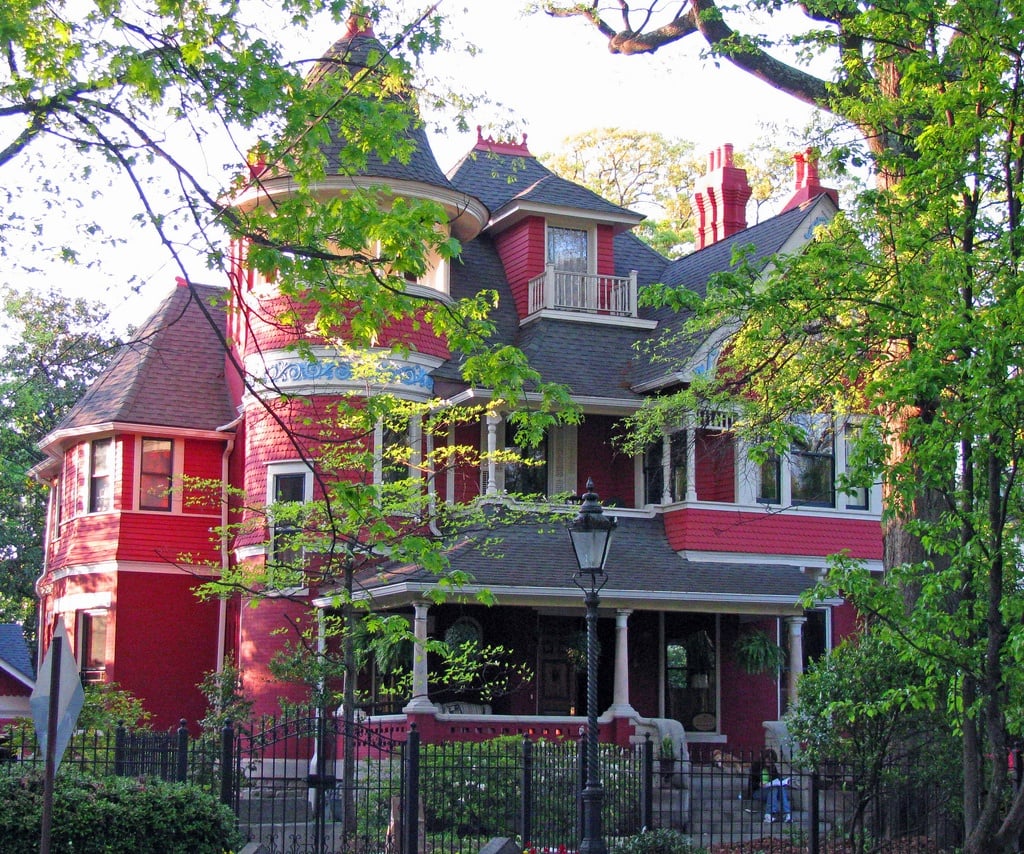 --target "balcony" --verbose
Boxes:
[528,265,638,318]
